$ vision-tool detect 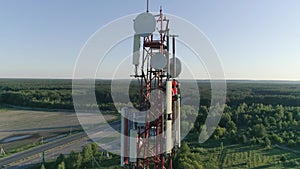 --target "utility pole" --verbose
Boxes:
[42,151,46,165]
[0,146,6,156]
